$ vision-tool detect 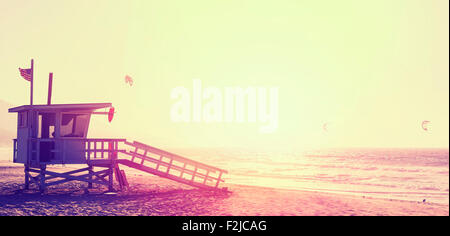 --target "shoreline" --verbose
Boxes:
[230,183,449,205]
[0,162,448,216]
